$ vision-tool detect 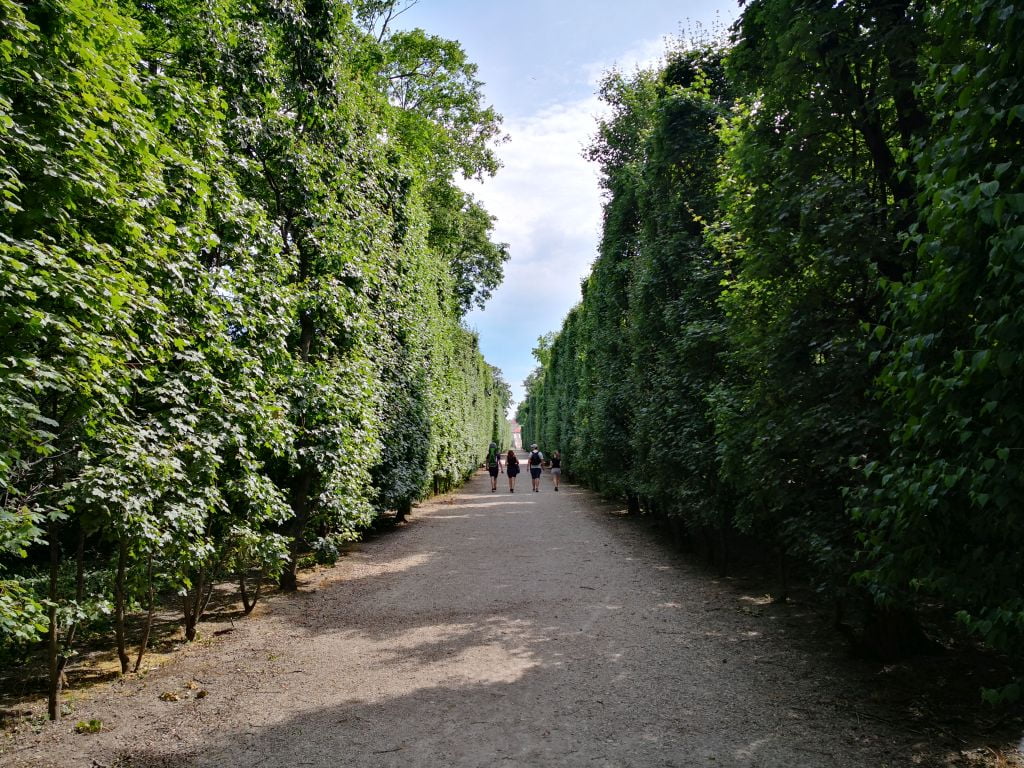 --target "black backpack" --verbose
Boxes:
[529,450,541,466]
